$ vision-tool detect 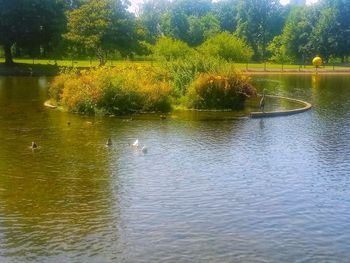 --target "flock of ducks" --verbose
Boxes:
[30,118,149,153]
[30,138,148,154]
[31,115,165,152]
